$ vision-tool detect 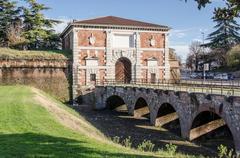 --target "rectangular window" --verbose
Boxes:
[90,74,96,82]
